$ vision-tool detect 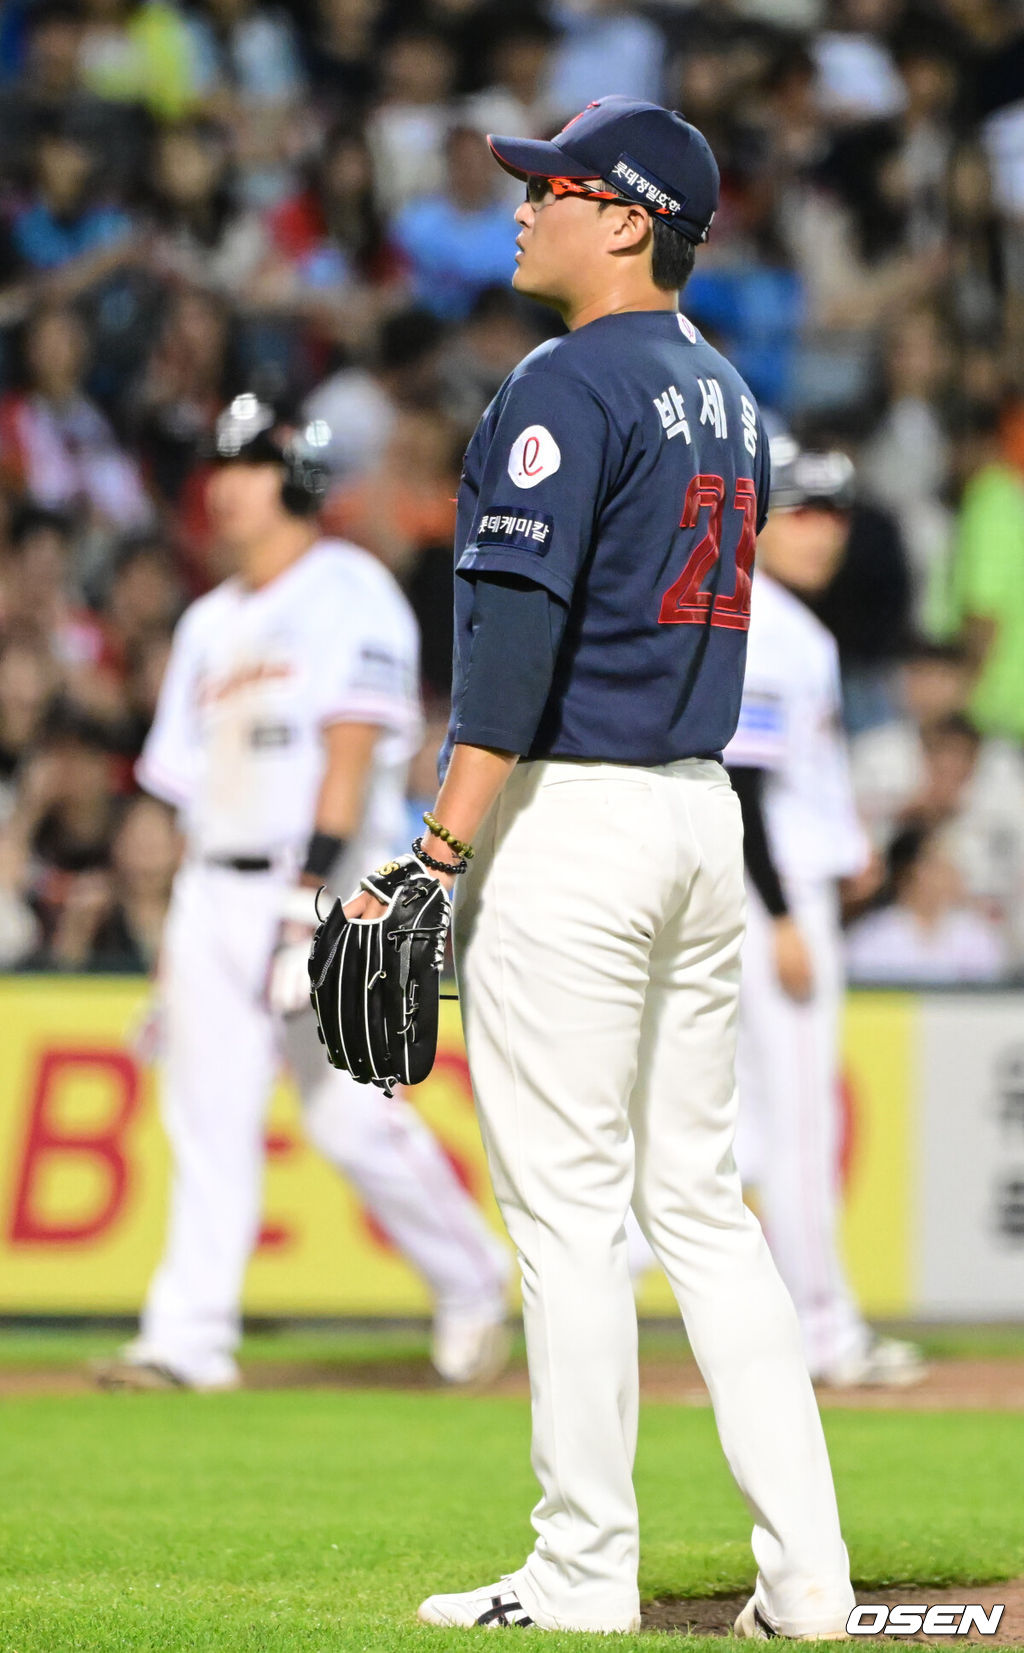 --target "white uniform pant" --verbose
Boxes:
[140,861,507,1383]
[735,882,868,1377]
[454,760,853,1636]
